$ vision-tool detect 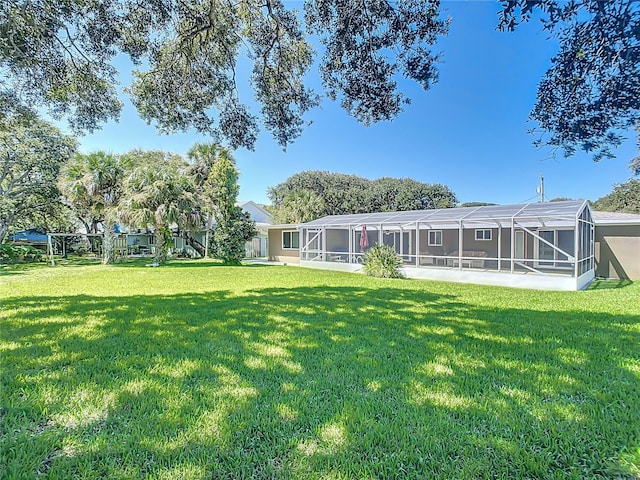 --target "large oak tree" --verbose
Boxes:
[268,171,457,220]
[591,179,640,214]
[498,0,640,166]
[0,110,77,243]
[2,1,637,166]
[0,0,448,149]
